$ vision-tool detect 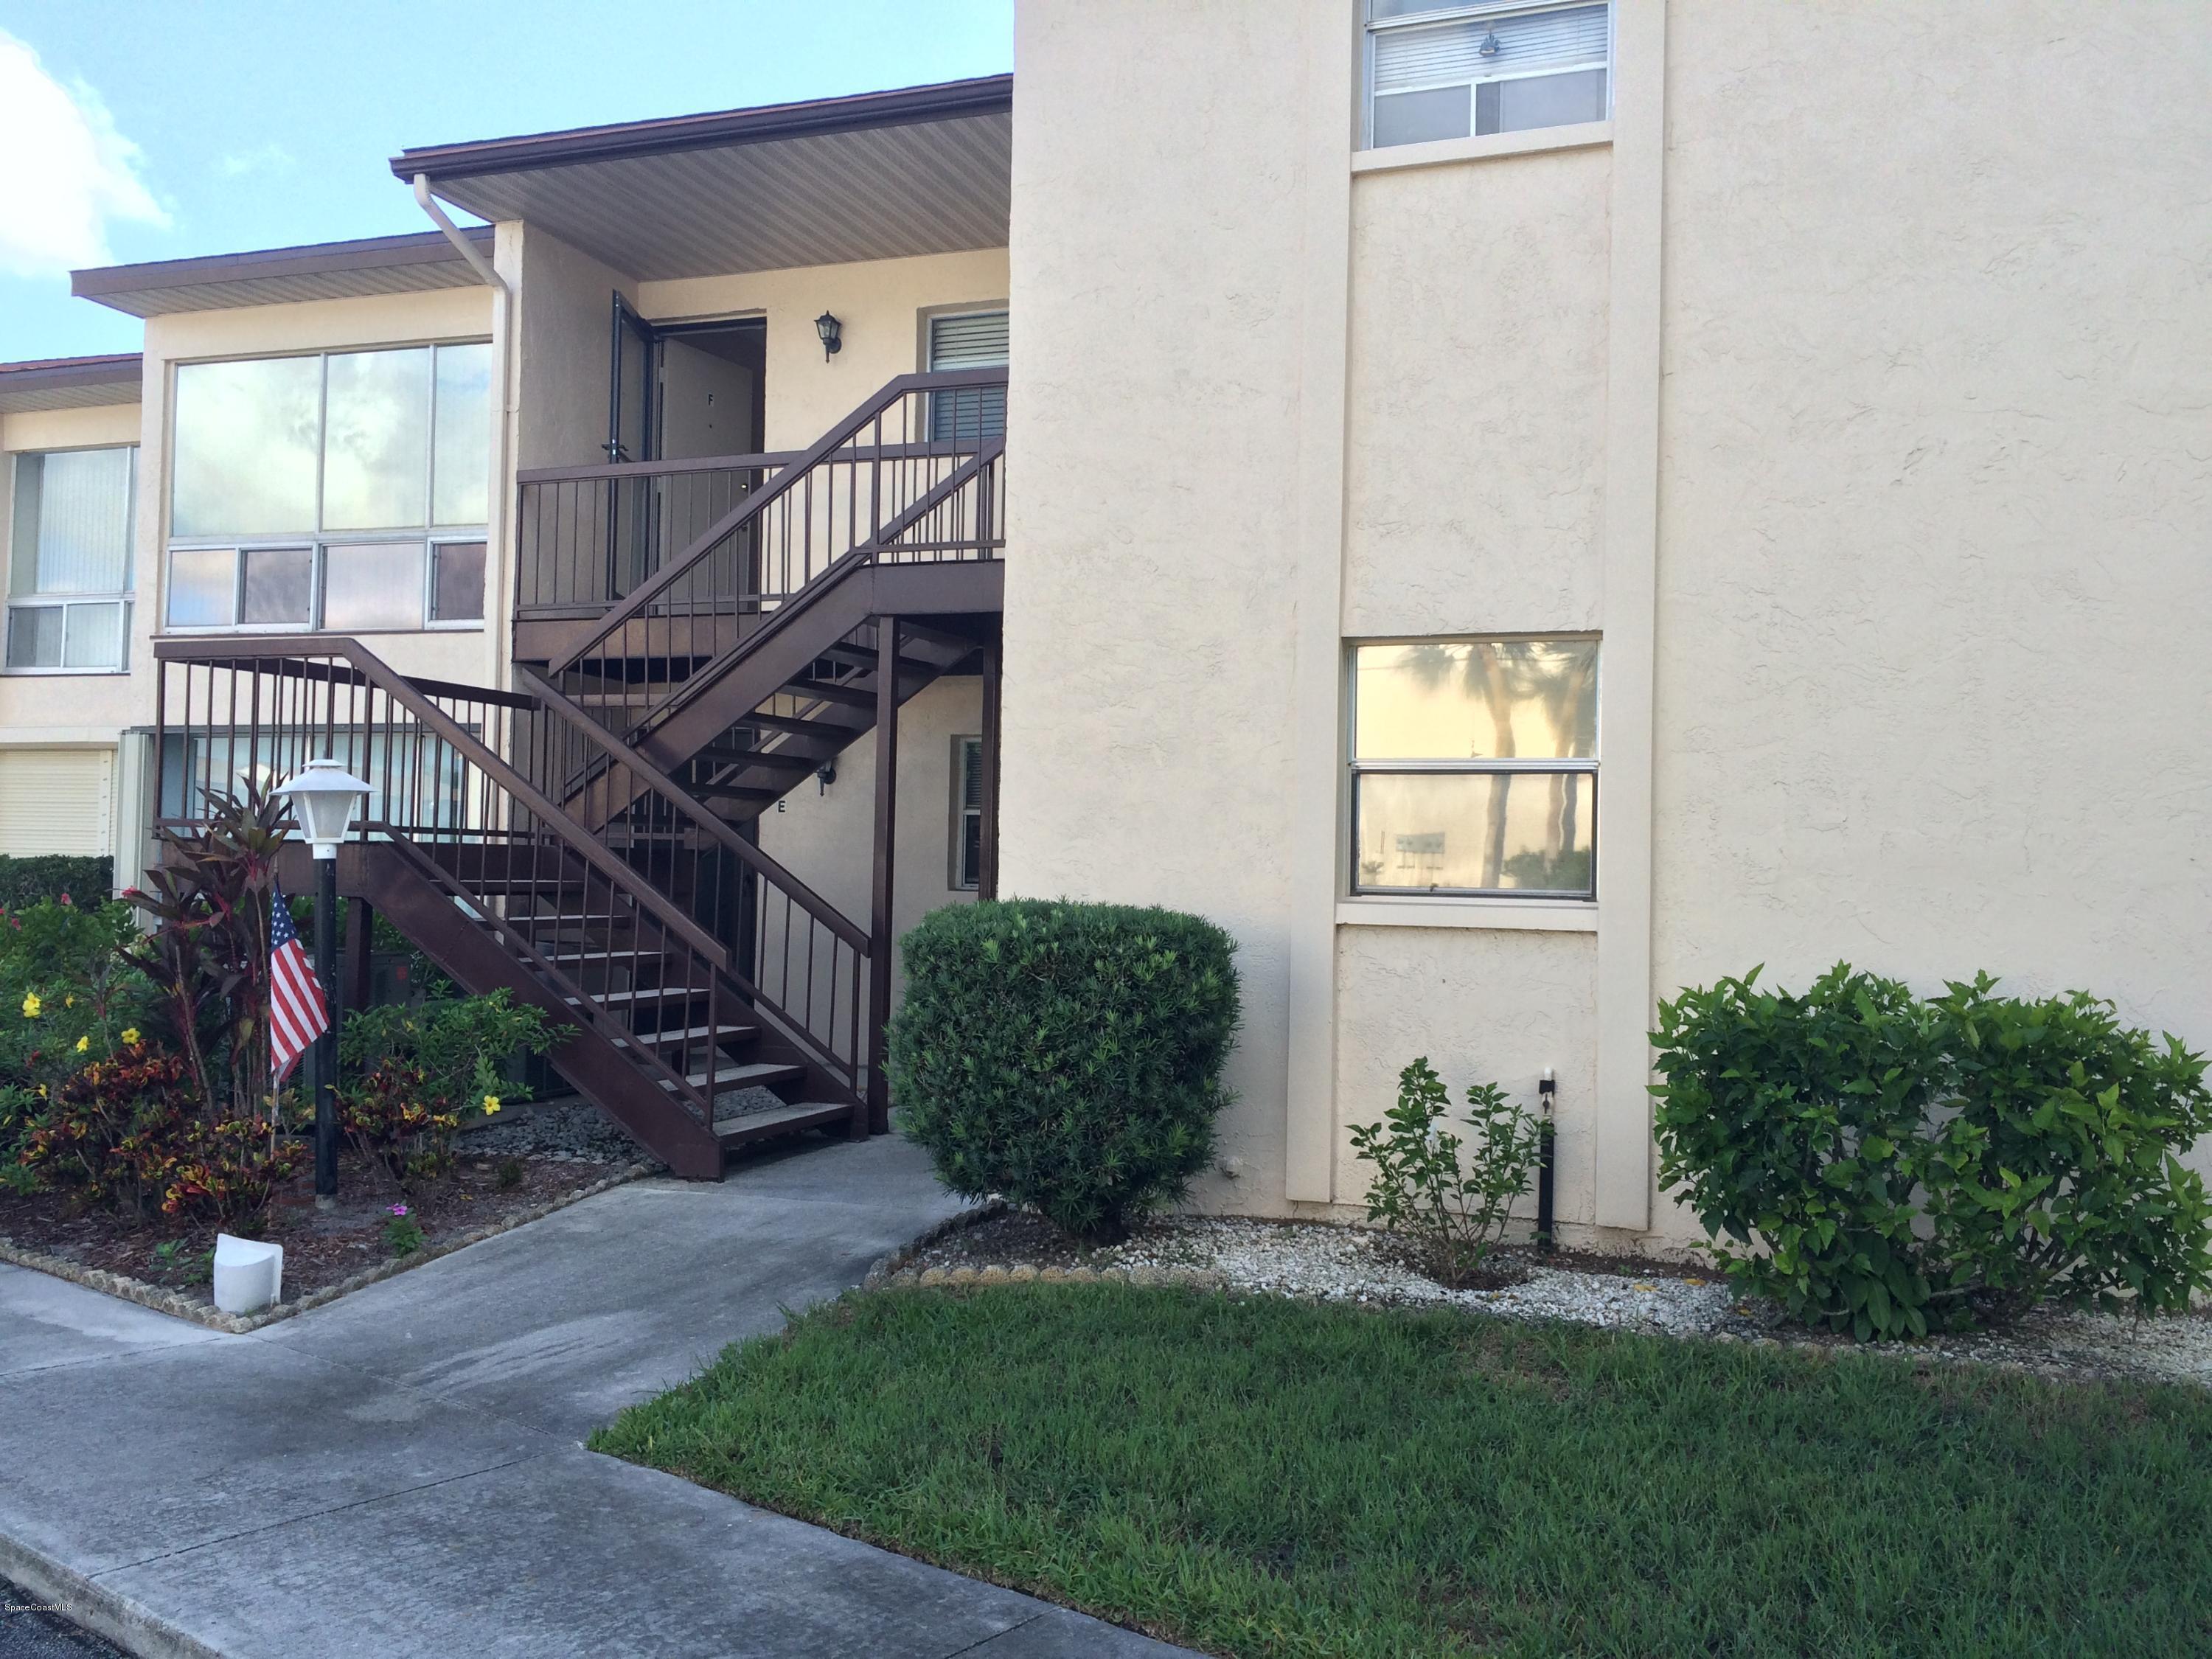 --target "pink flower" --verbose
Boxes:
[389,1203,408,1217]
